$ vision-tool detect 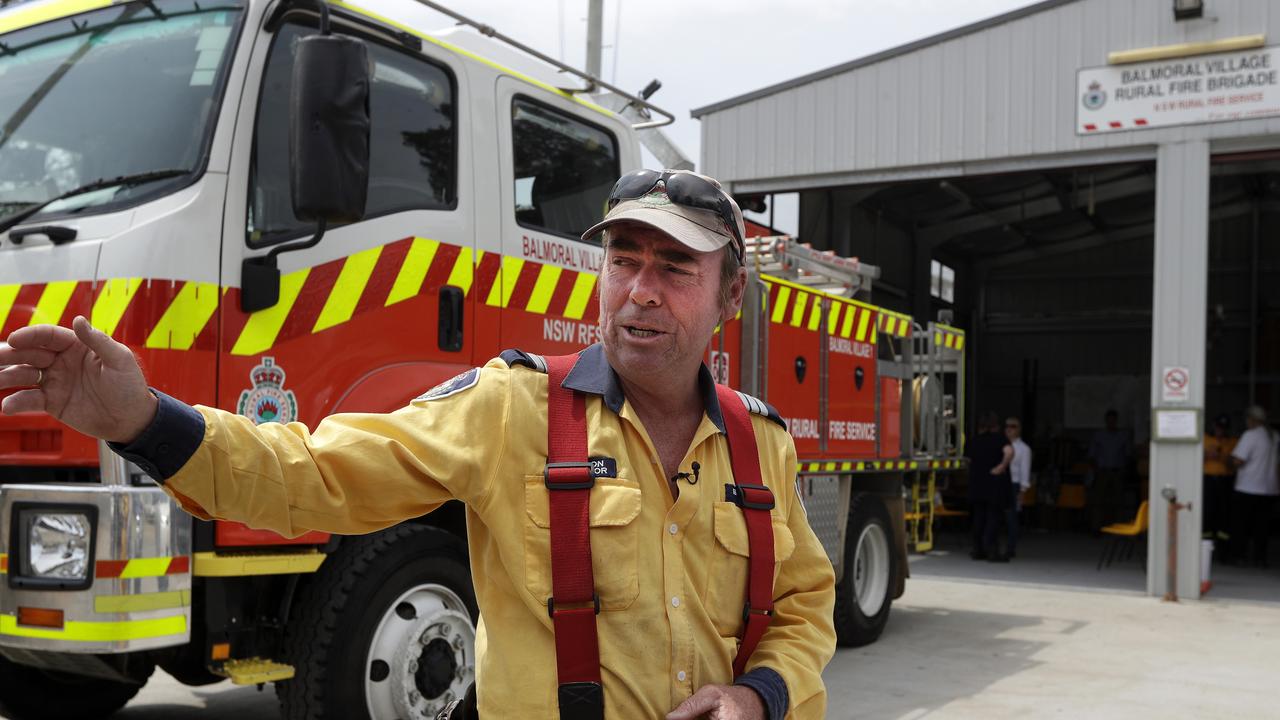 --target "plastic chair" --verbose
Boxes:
[1096,500,1149,570]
